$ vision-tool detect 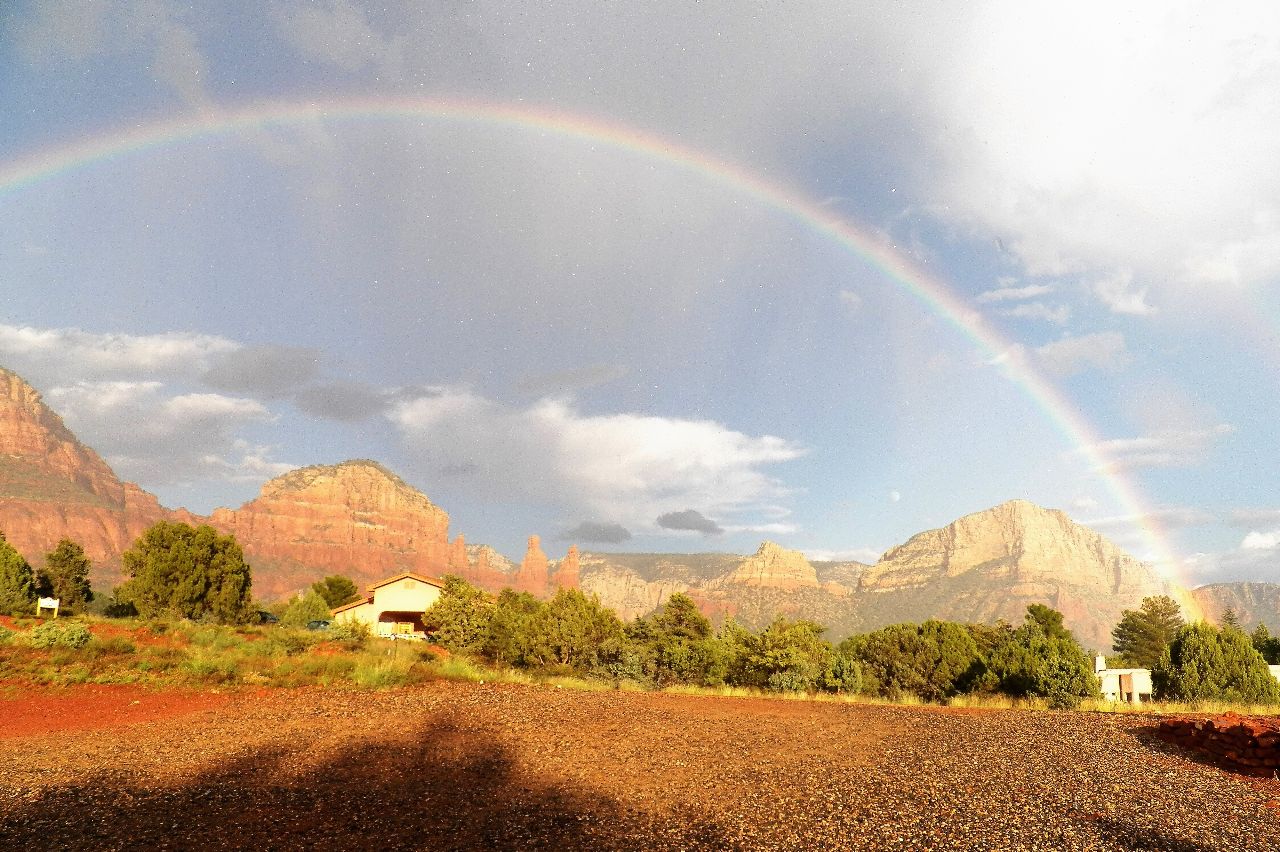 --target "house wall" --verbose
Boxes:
[334,601,377,629]
[373,579,442,615]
